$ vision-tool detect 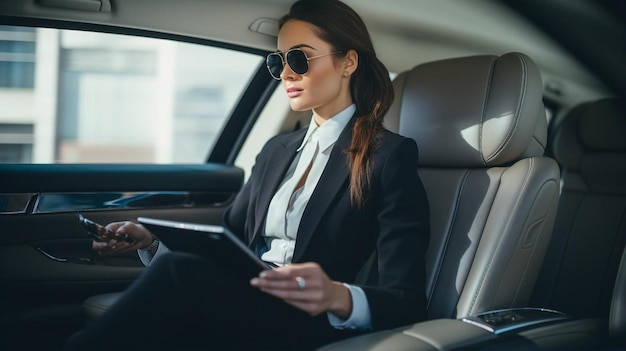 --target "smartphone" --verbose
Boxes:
[78,214,135,244]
